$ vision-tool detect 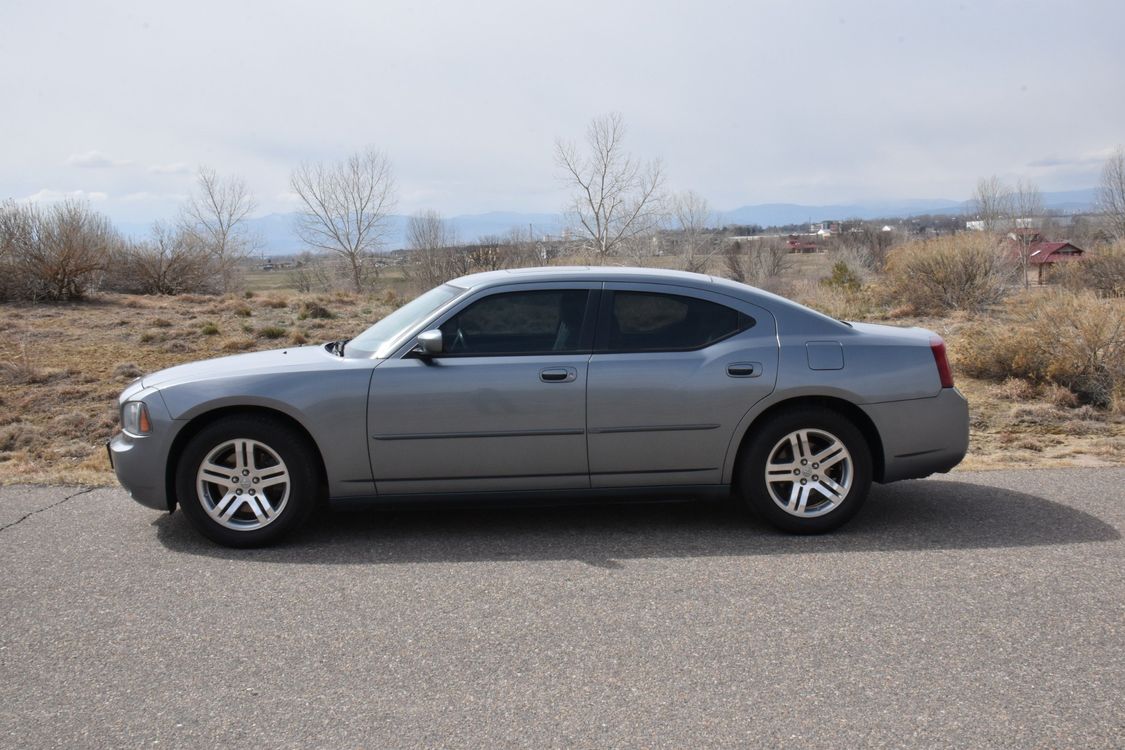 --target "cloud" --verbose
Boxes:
[148,162,192,175]
[121,191,188,203]
[23,188,109,203]
[1028,148,1116,169]
[66,150,130,168]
